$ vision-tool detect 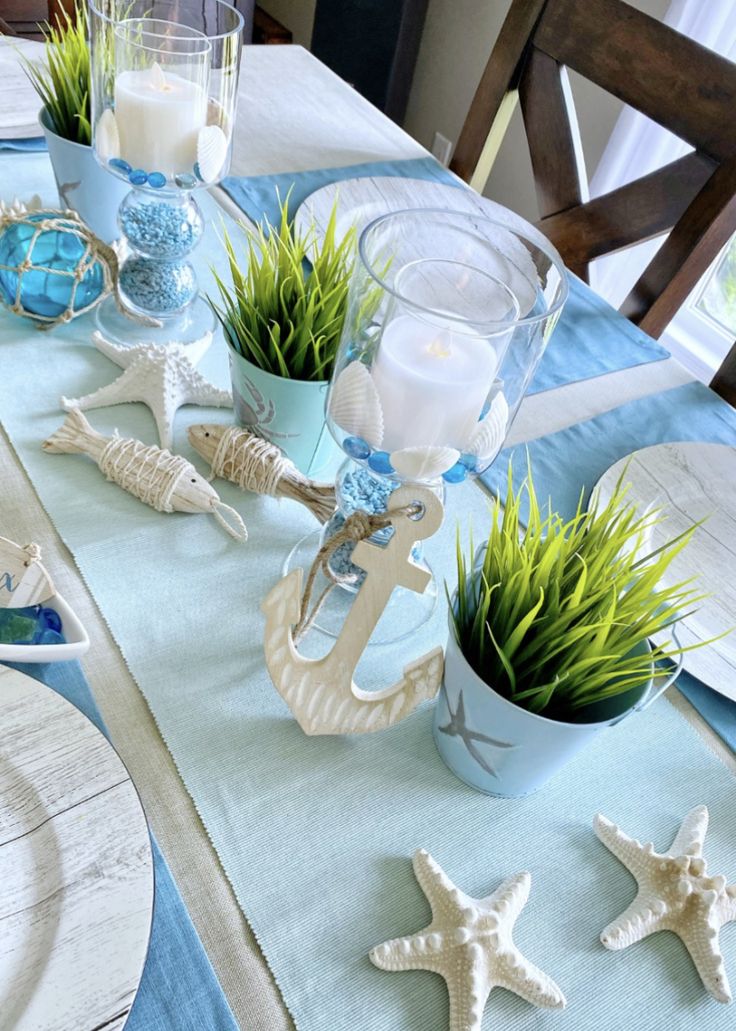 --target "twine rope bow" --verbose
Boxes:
[293,502,421,641]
